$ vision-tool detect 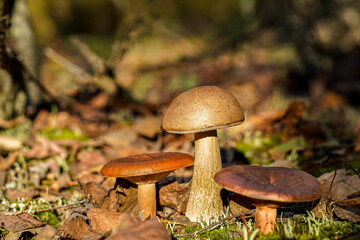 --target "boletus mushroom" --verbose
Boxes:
[100,152,194,219]
[162,86,244,221]
[214,165,321,234]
